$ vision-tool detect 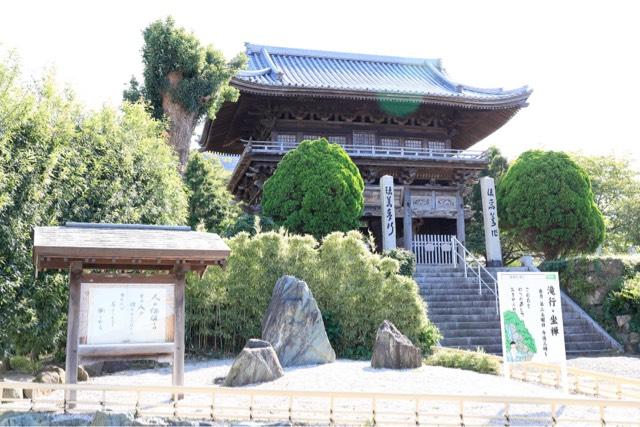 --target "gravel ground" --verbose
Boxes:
[568,355,640,379]
[5,359,639,425]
